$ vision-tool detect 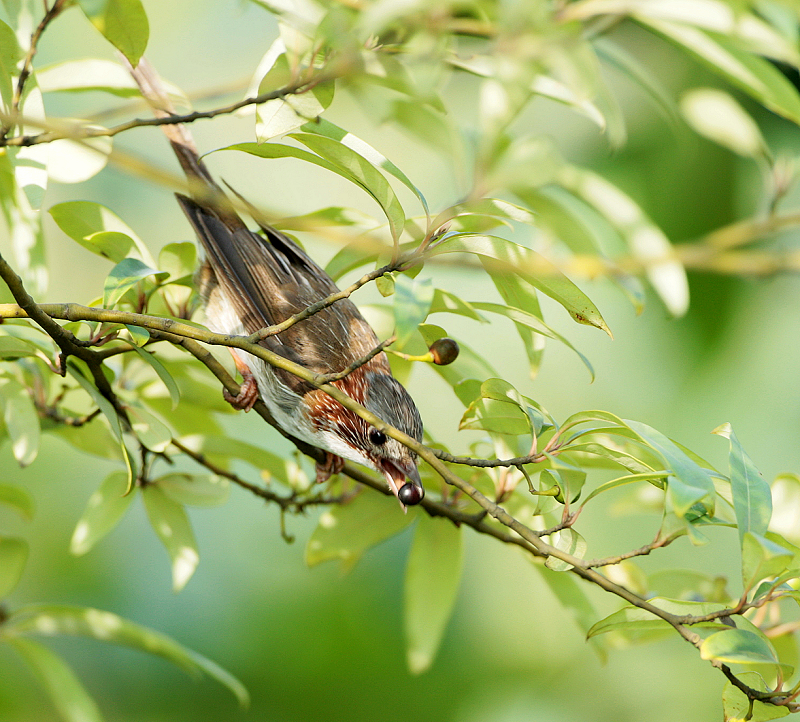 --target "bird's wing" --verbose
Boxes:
[177,194,385,378]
